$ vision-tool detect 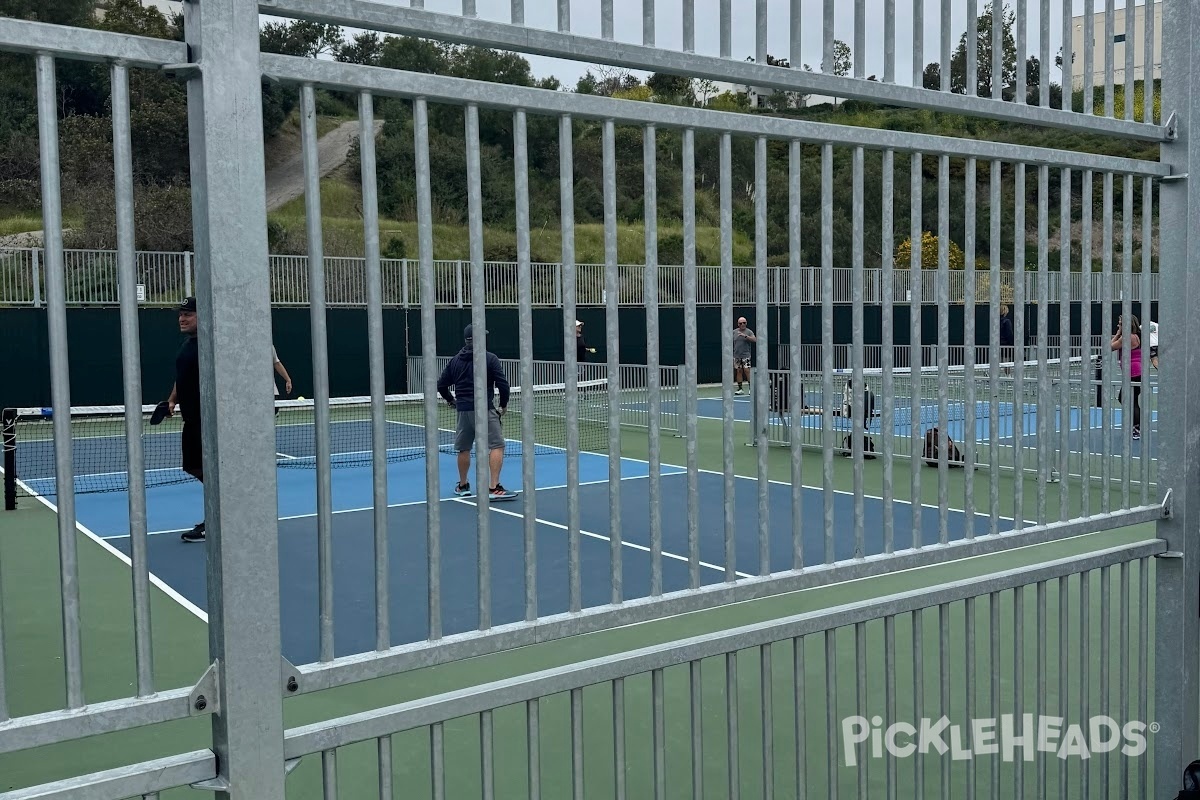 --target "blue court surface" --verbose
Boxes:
[690,395,1157,457]
[22,442,1020,666]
